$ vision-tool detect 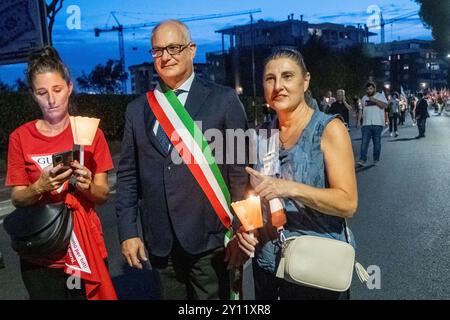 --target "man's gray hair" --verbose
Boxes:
[151,19,192,43]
